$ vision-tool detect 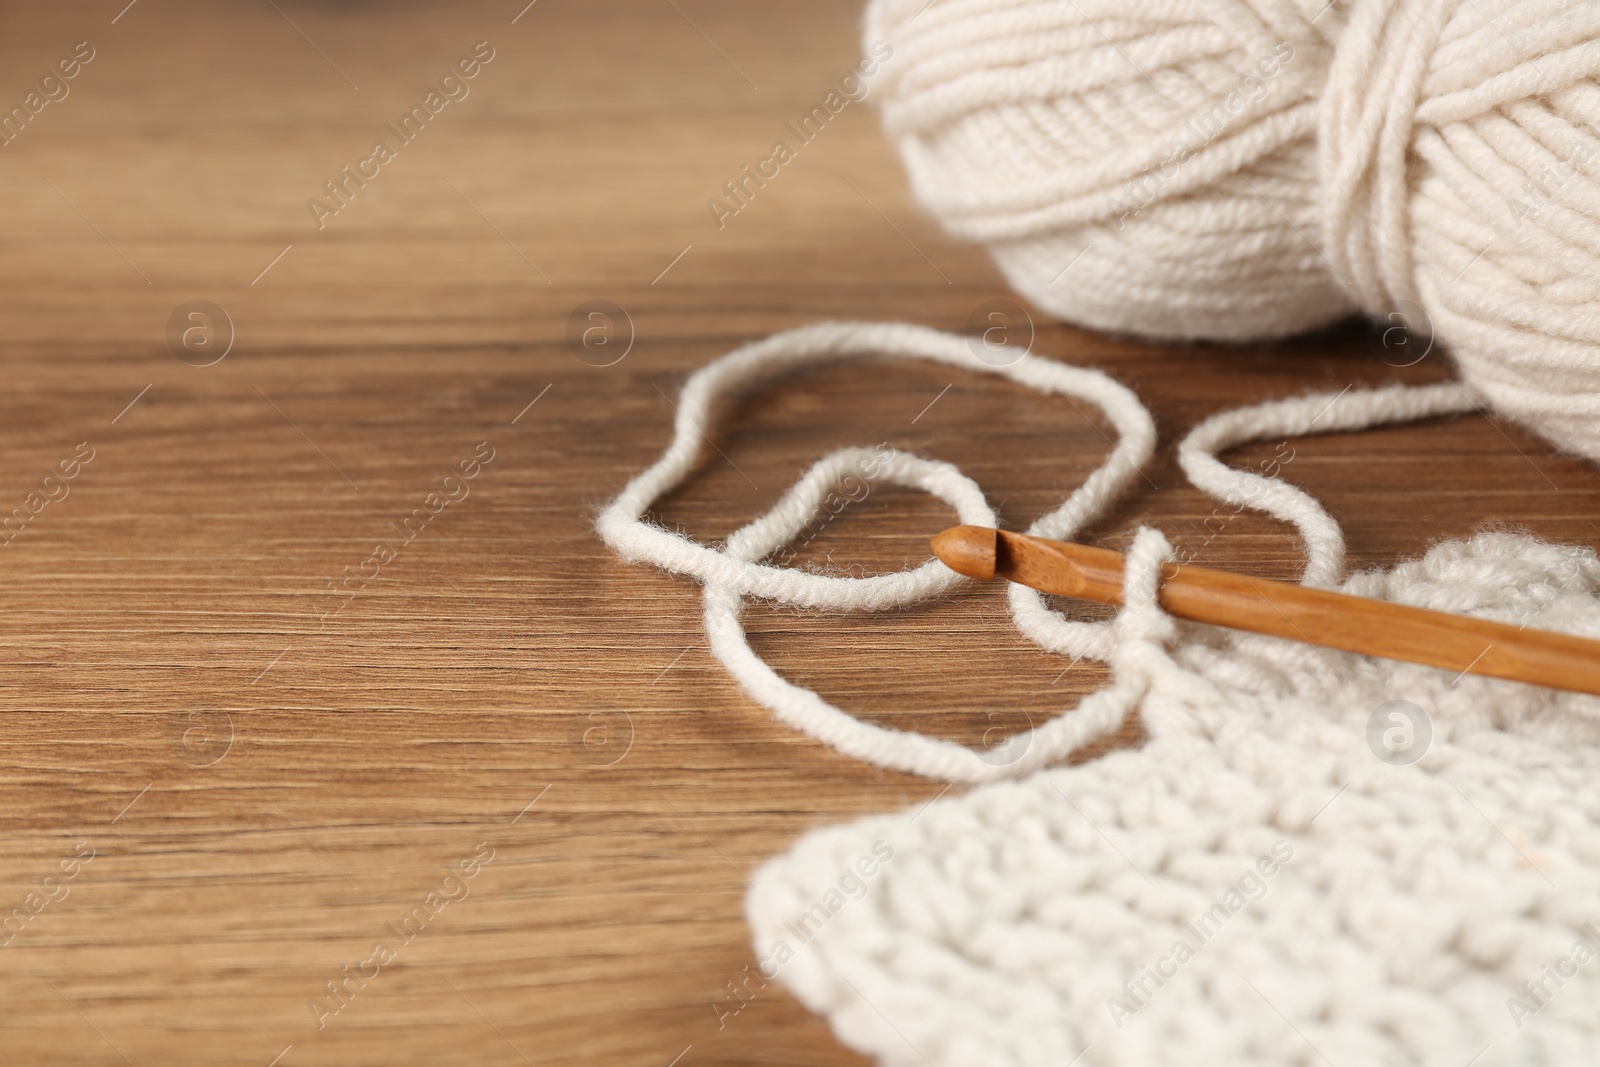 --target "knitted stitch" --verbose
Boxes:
[746,528,1600,1066]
